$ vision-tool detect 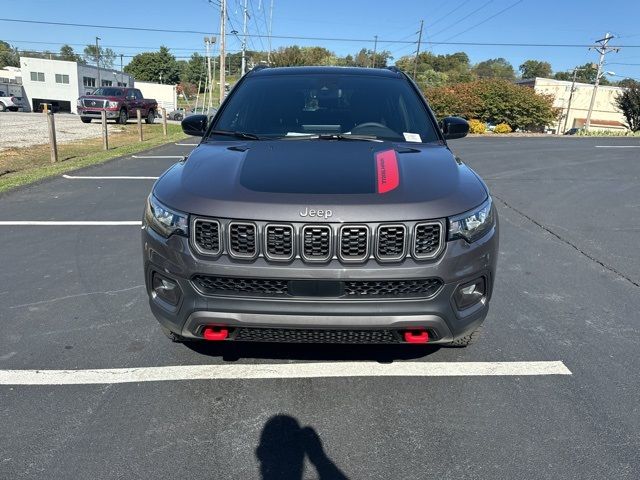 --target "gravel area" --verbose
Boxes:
[0,112,123,151]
